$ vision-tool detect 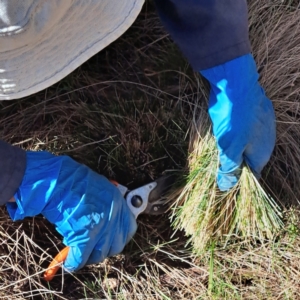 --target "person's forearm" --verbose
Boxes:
[153,1,275,190]
[153,0,251,70]
[7,150,137,271]
[0,140,26,205]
